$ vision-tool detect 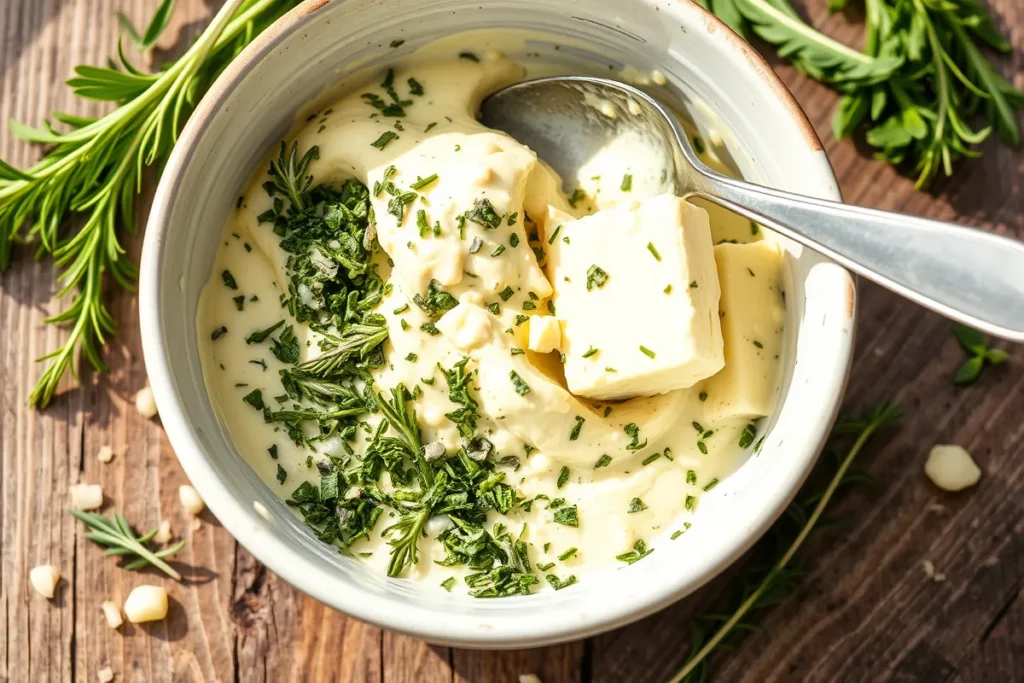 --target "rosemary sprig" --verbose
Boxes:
[706,0,1023,187]
[669,401,902,682]
[69,509,186,580]
[0,0,300,407]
